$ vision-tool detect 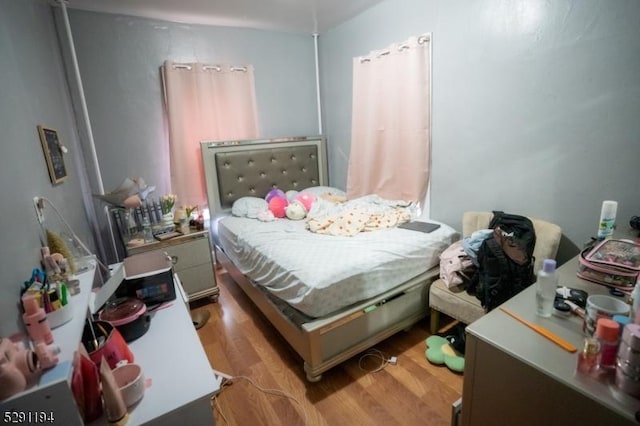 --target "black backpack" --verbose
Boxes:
[467,211,537,311]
